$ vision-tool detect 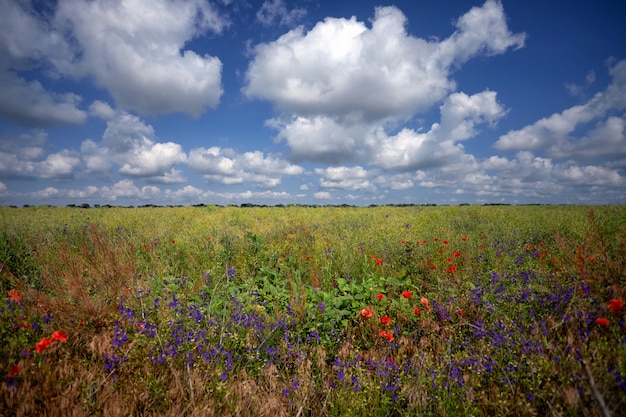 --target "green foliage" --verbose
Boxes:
[1,205,625,416]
